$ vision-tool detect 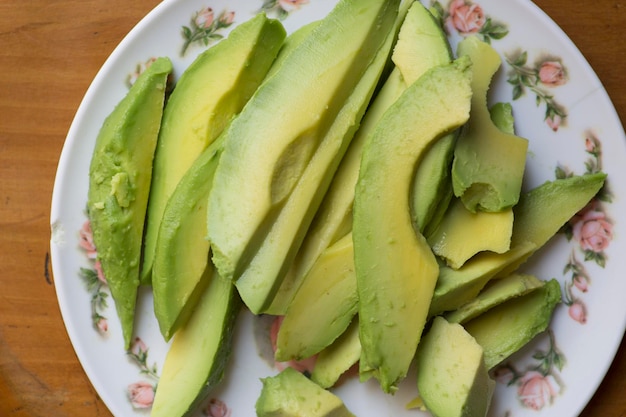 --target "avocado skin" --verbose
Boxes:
[354,58,473,393]
[141,13,286,285]
[87,57,172,348]
[256,367,356,417]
